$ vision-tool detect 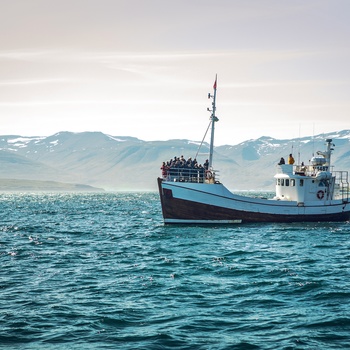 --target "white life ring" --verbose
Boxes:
[317,190,325,200]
